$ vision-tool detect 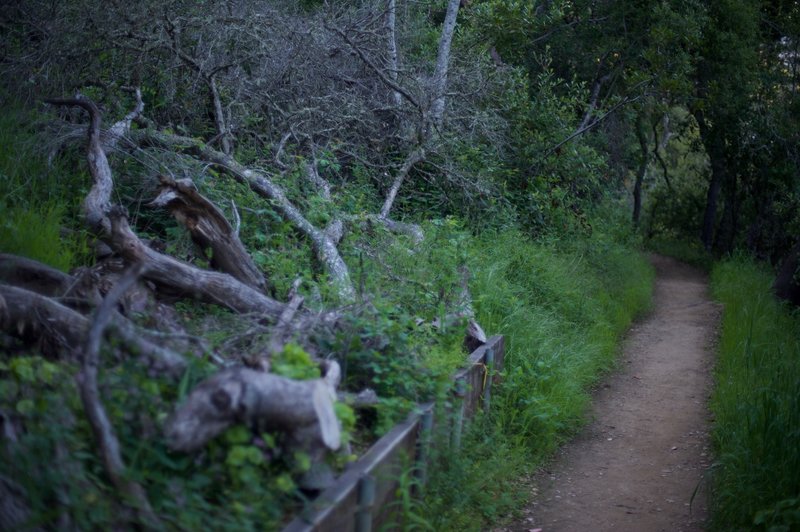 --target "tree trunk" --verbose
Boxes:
[129,128,356,301]
[694,110,725,251]
[774,241,800,306]
[164,364,341,454]
[429,0,461,127]
[379,147,424,219]
[715,172,738,254]
[0,283,186,375]
[150,175,267,292]
[579,73,609,132]
[632,113,649,226]
[209,76,233,155]
[386,0,402,108]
